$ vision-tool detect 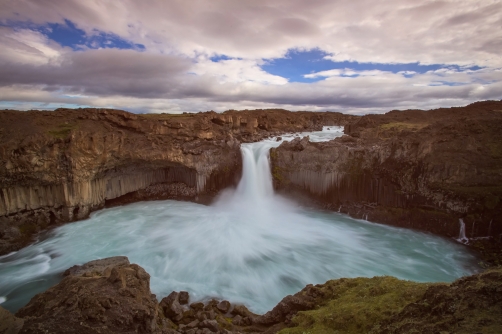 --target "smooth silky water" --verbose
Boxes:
[0,127,479,314]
